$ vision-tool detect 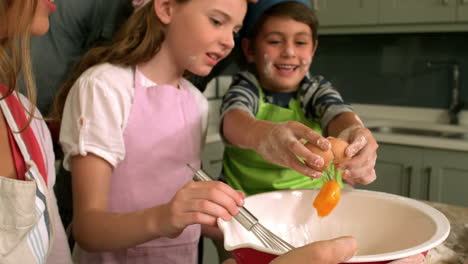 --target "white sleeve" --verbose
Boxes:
[59,69,131,170]
[185,79,209,148]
